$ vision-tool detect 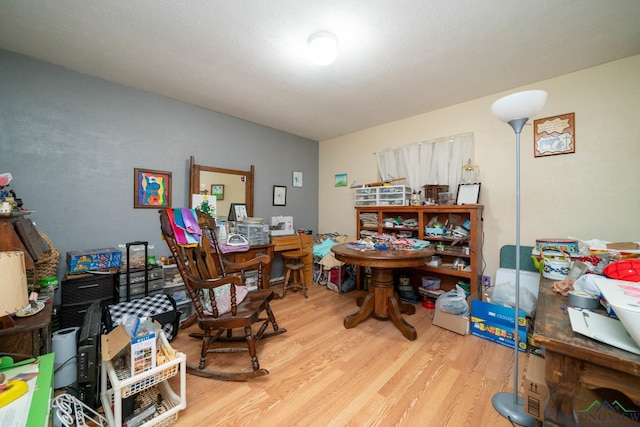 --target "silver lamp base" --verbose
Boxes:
[492,392,536,427]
